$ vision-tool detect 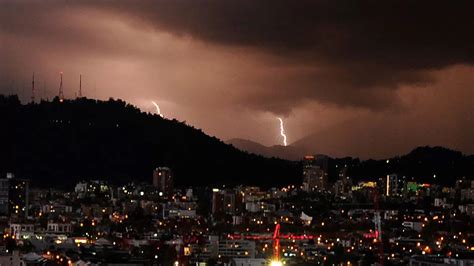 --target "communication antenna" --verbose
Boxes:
[78,74,83,97]
[31,73,35,103]
[58,72,64,102]
[43,80,46,101]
